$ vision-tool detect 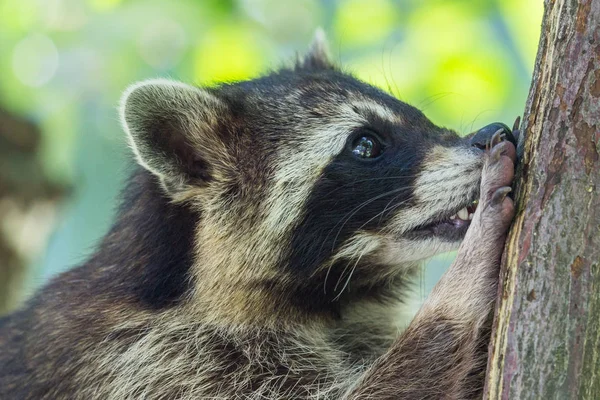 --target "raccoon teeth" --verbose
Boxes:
[457,207,469,220]
[449,207,473,222]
